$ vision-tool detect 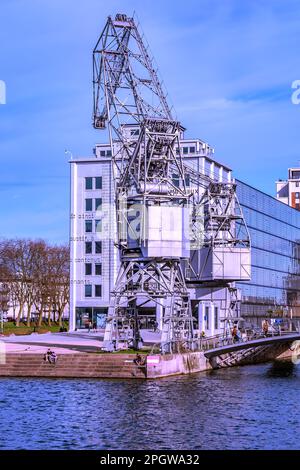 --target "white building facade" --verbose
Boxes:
[276,167,300,210]
[69,134,236,336]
